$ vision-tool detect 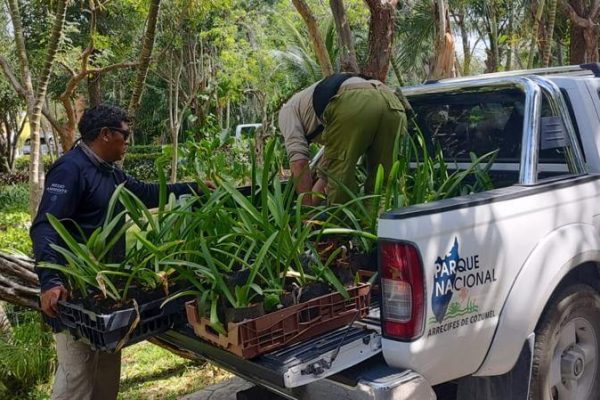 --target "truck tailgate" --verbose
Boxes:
[156,306,382,391]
